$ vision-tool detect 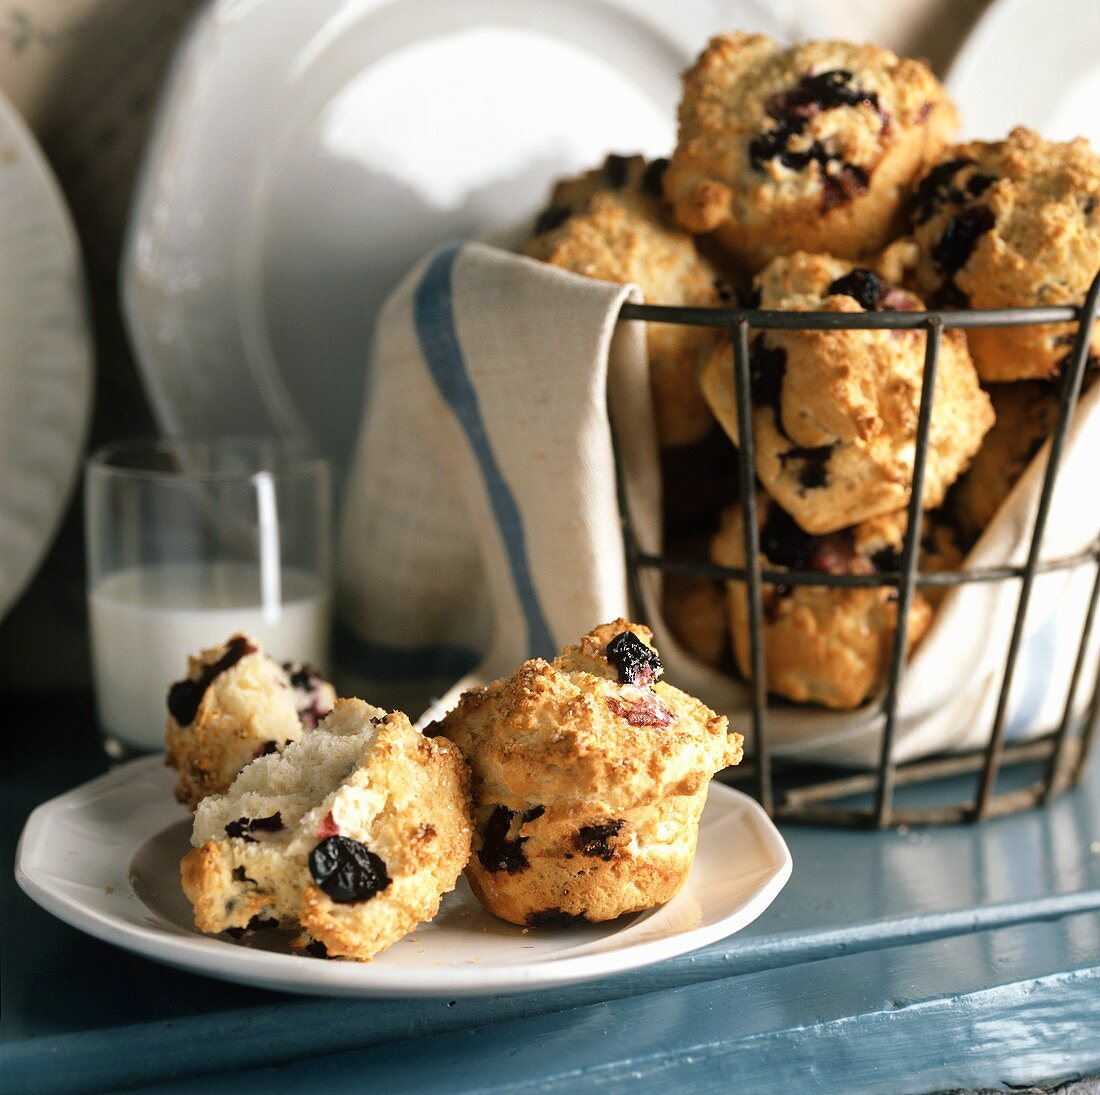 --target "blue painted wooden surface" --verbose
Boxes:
[4,697,1100,1093]
[121,912,1100,1095]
